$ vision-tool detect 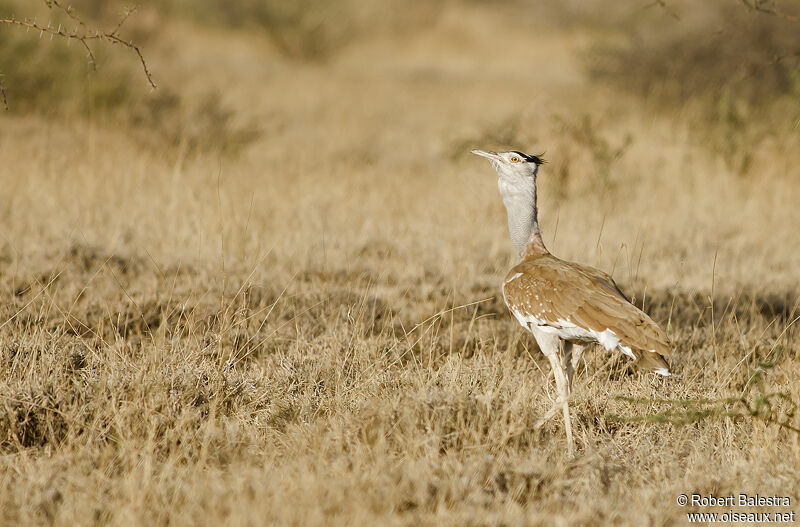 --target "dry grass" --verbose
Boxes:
[1,1,799,525]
